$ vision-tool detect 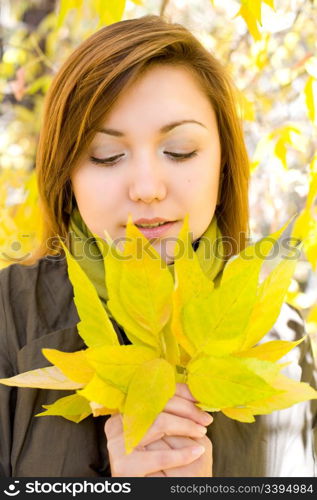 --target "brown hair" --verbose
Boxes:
[34,14,250,262]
